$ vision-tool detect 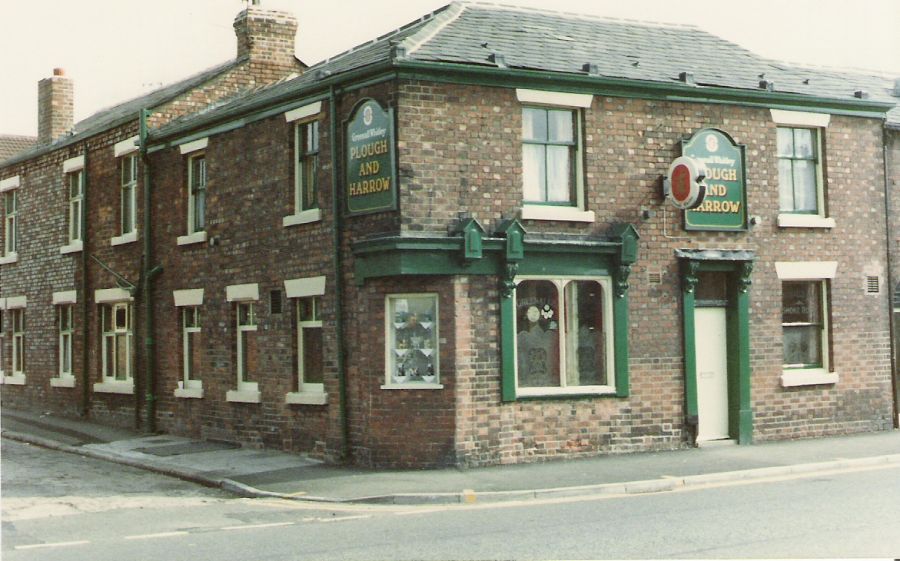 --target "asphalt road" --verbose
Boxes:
[3,438,899,560]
